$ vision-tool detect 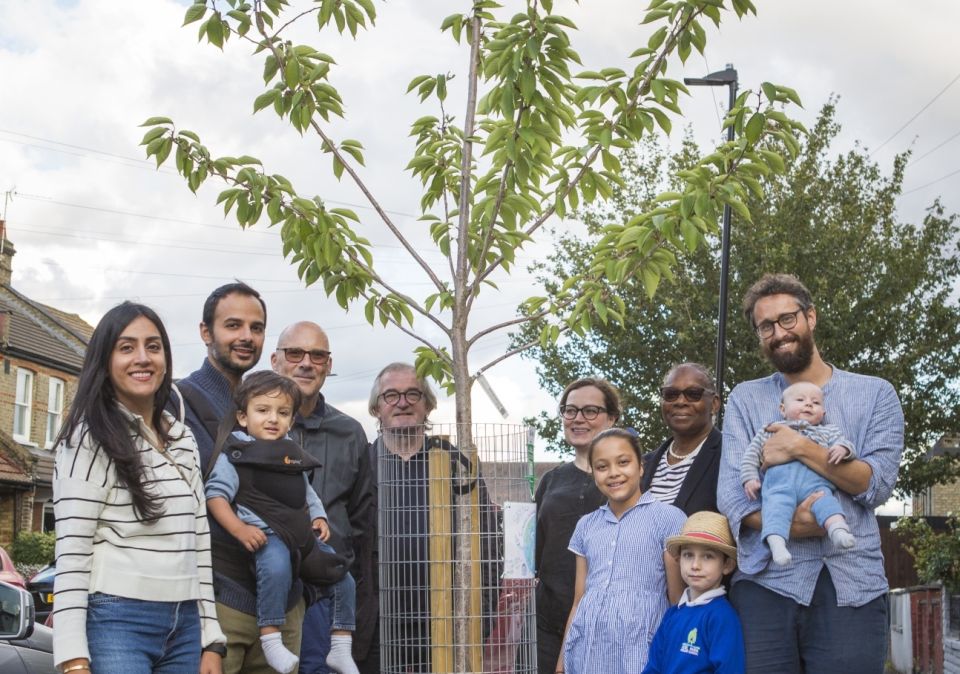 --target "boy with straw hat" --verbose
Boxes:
[642,512,745,674]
